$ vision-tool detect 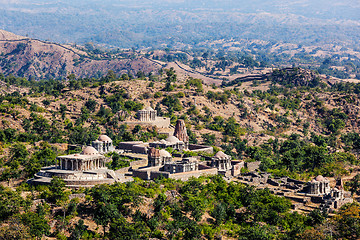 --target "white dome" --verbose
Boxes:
[166,136,180,144]
[144,106,154,111]
[159,149,171,158]
[81,146,99,155]
[214,151,228,159]
[315,175,325,182]
[98,135,112,142]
